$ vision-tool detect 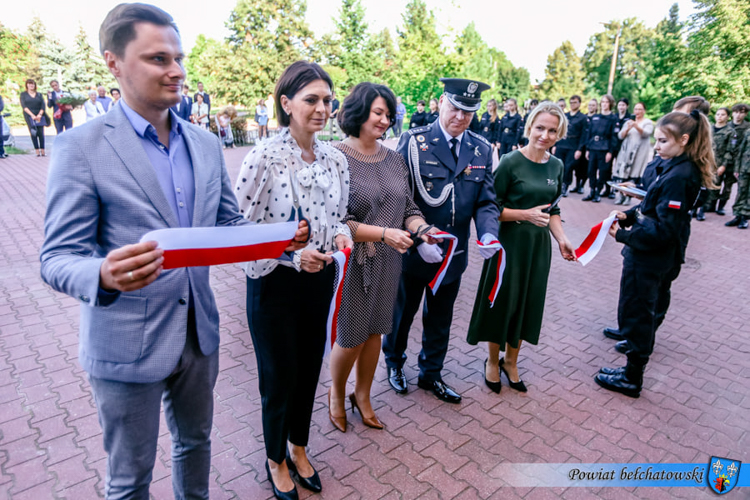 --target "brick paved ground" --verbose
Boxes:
[0,142,747,499]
